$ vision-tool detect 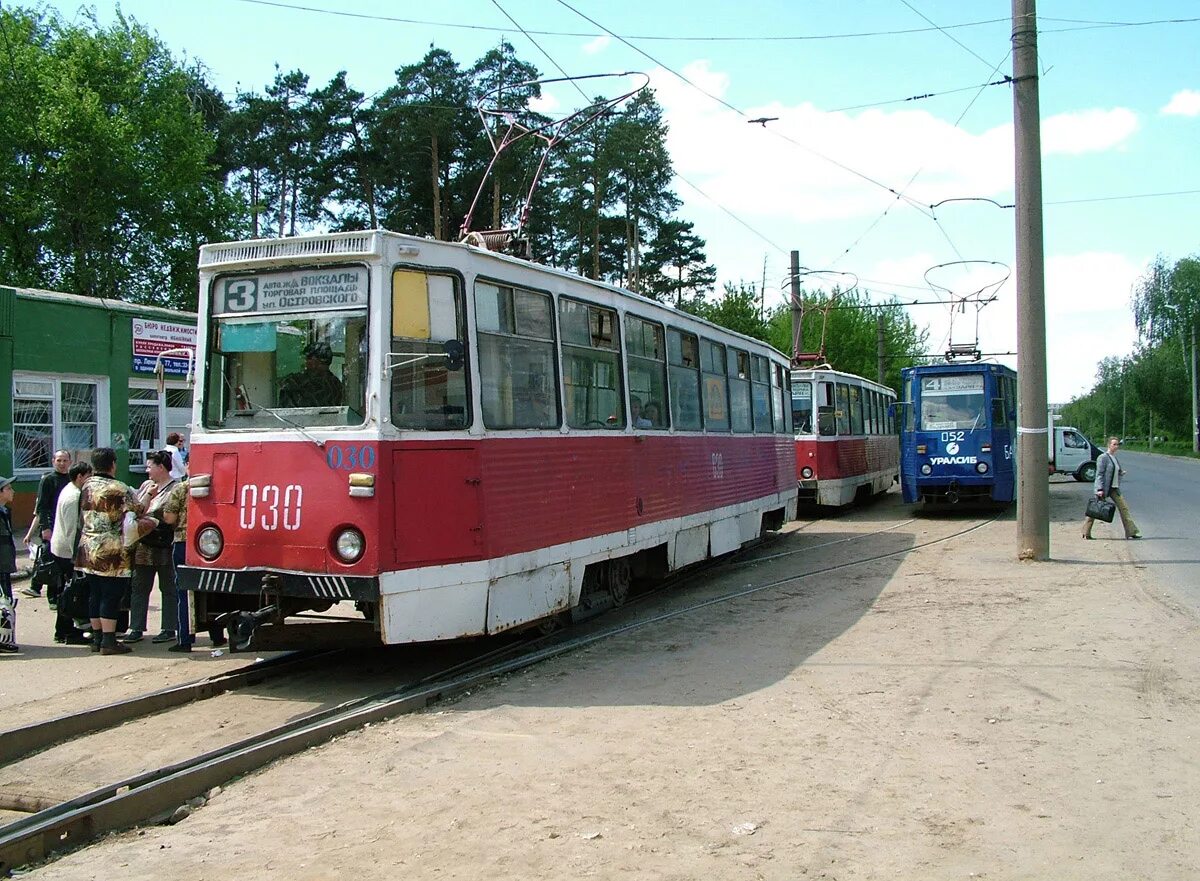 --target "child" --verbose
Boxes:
[0,476,19,652]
